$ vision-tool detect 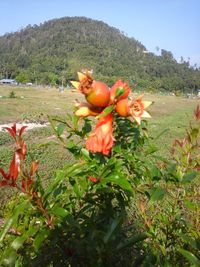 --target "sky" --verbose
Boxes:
[0,0,199,66]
